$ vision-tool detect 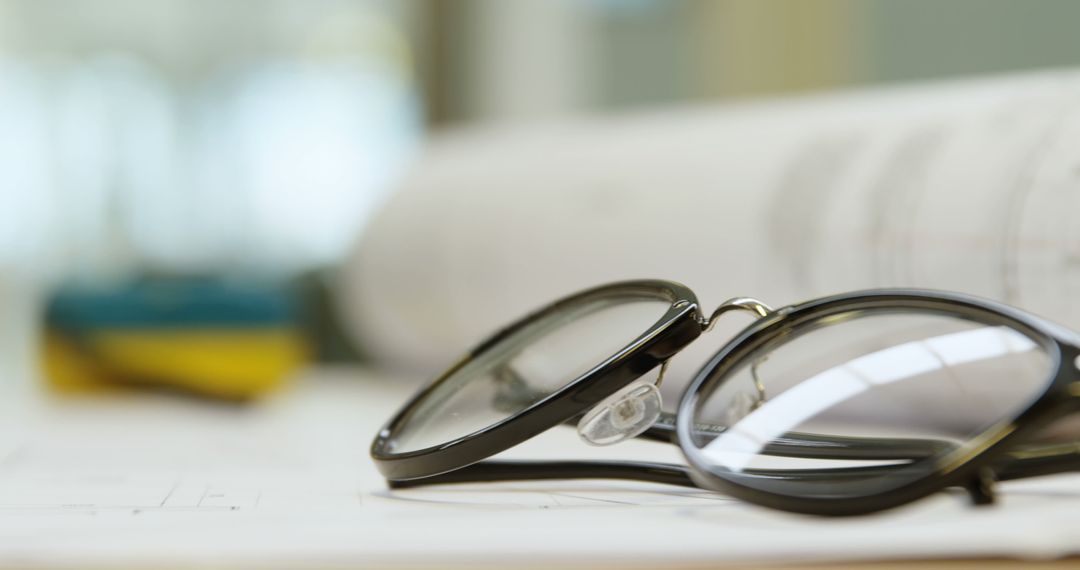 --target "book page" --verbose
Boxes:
[1,368,1079,568]
[342,69,1080,390]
